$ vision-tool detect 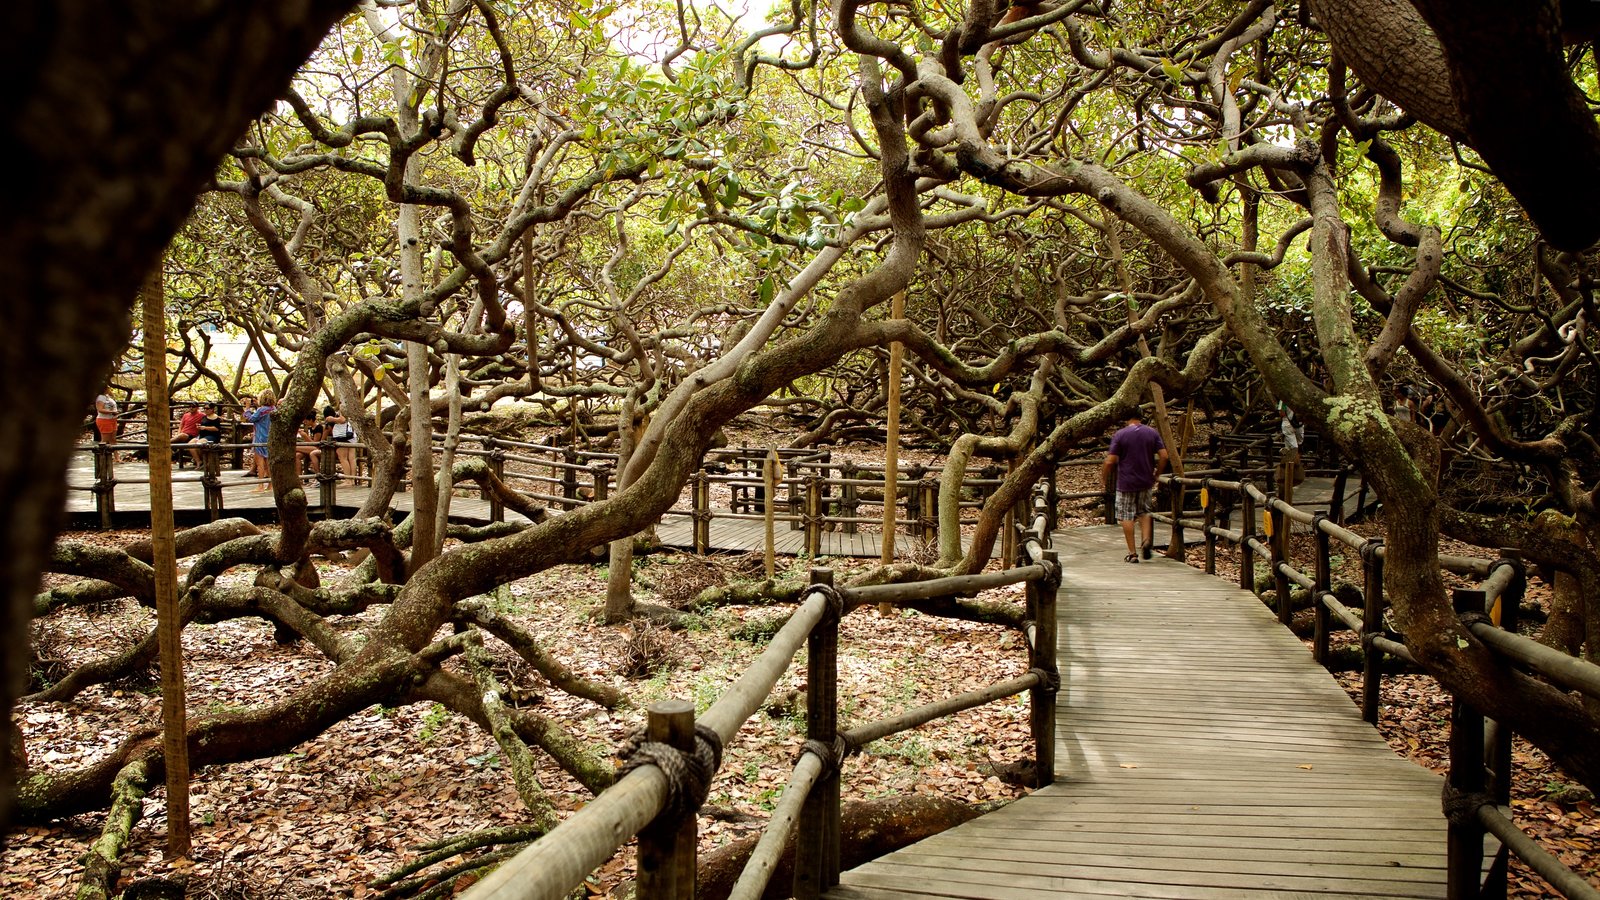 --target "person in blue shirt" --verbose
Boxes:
[244,390,276,492]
